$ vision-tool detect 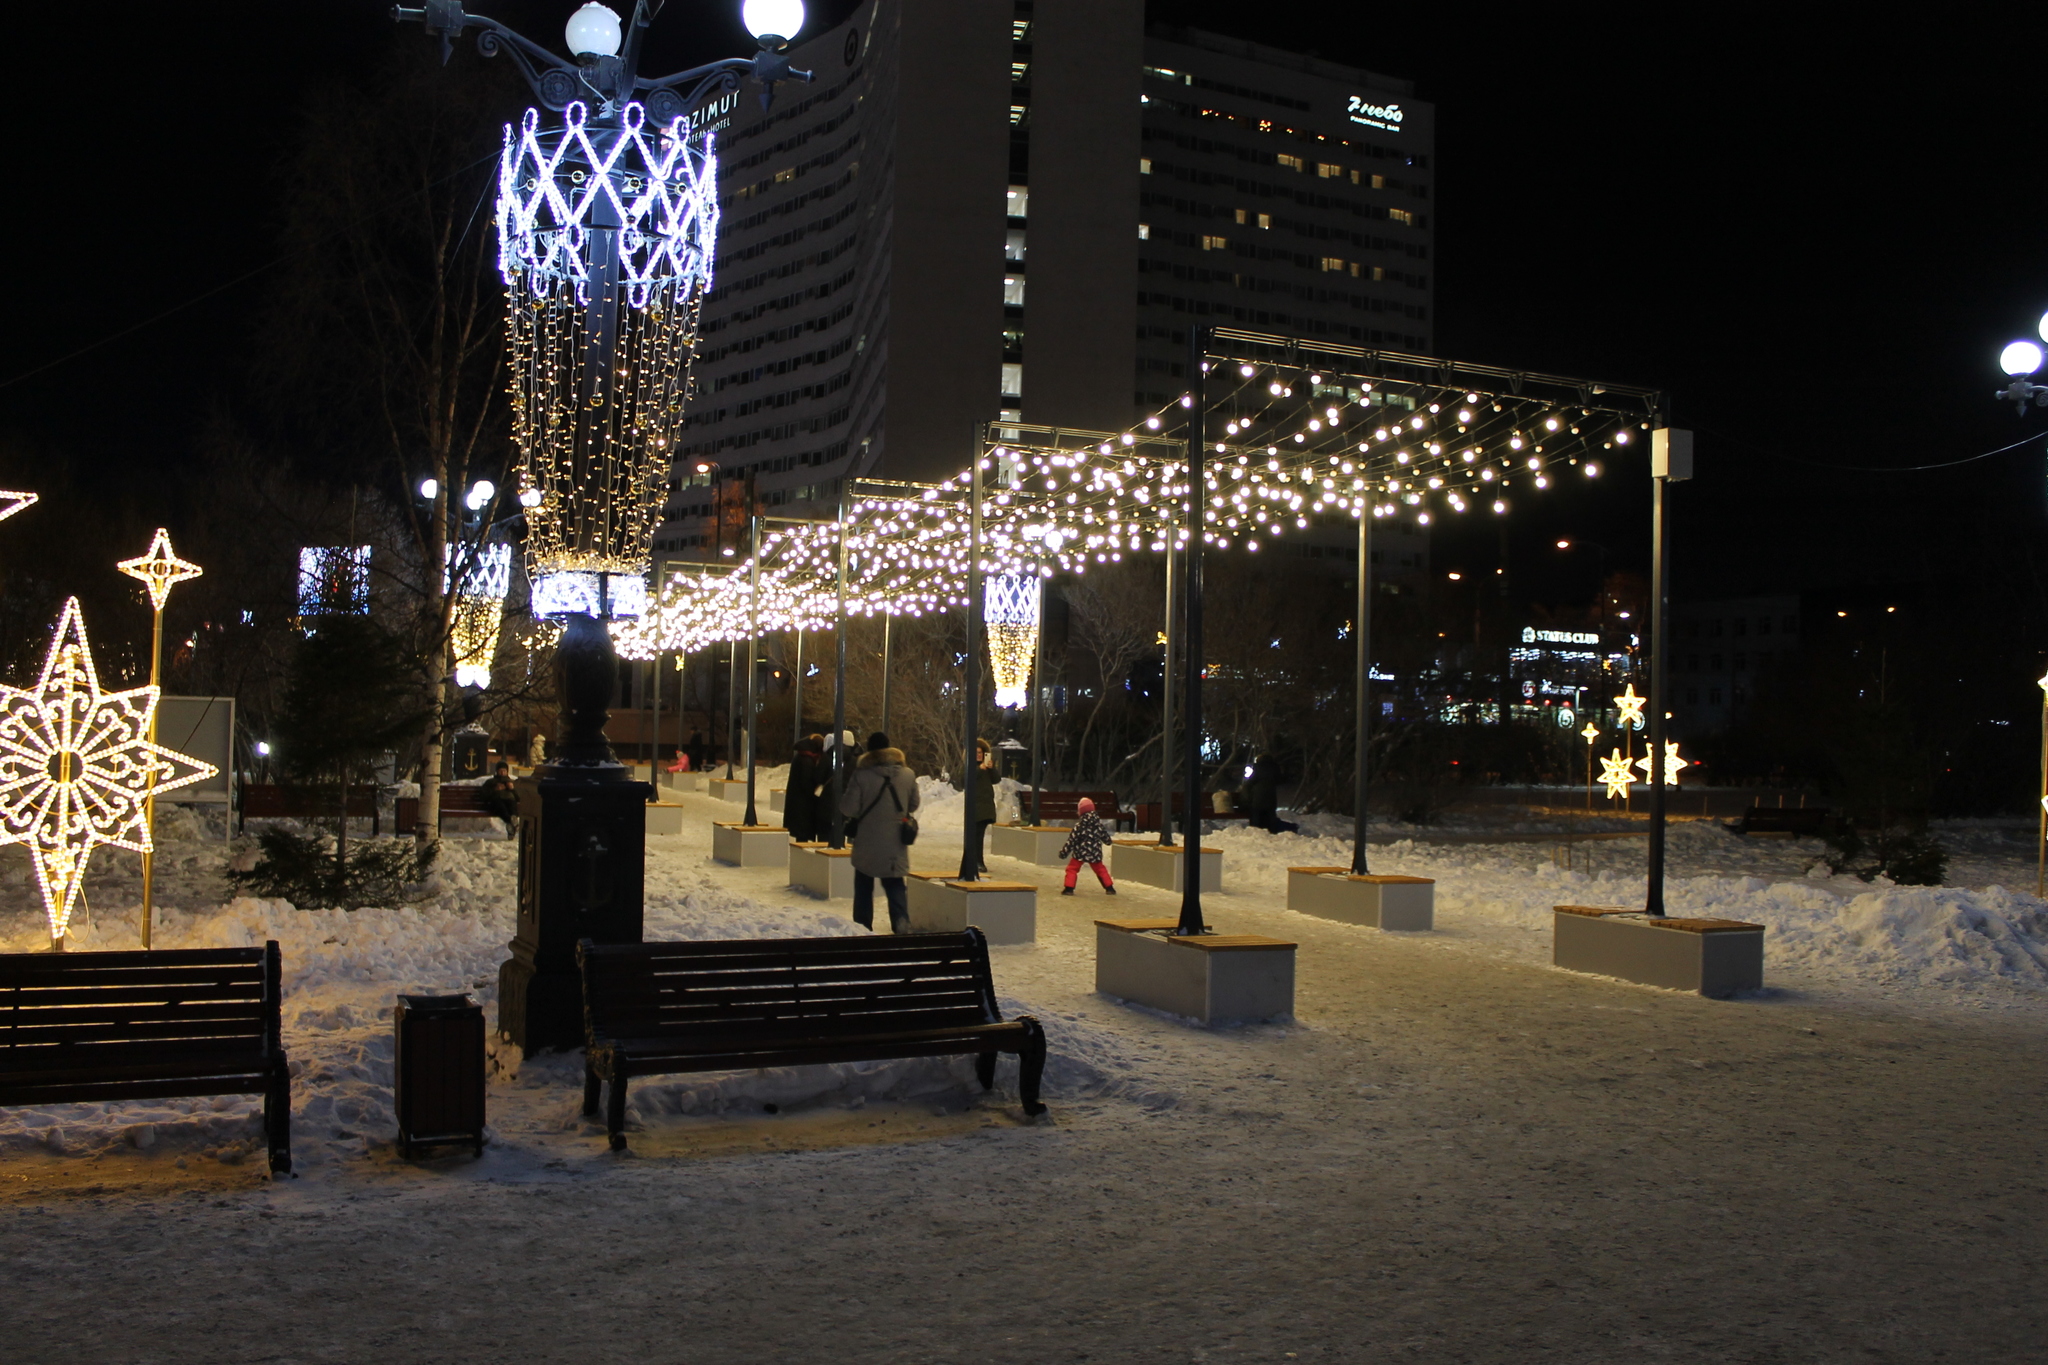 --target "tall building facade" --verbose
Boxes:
[658,0,1435,553]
